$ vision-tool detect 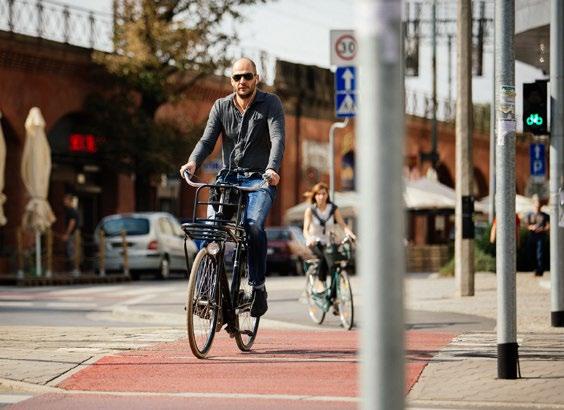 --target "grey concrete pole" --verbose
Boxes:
[329,118,349,201]
[354,1,404,408]
[550,0,564,327]
[489,5,496,224]
[431,0,438,162]
[455,0,475,297]
[495,0,519,379]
